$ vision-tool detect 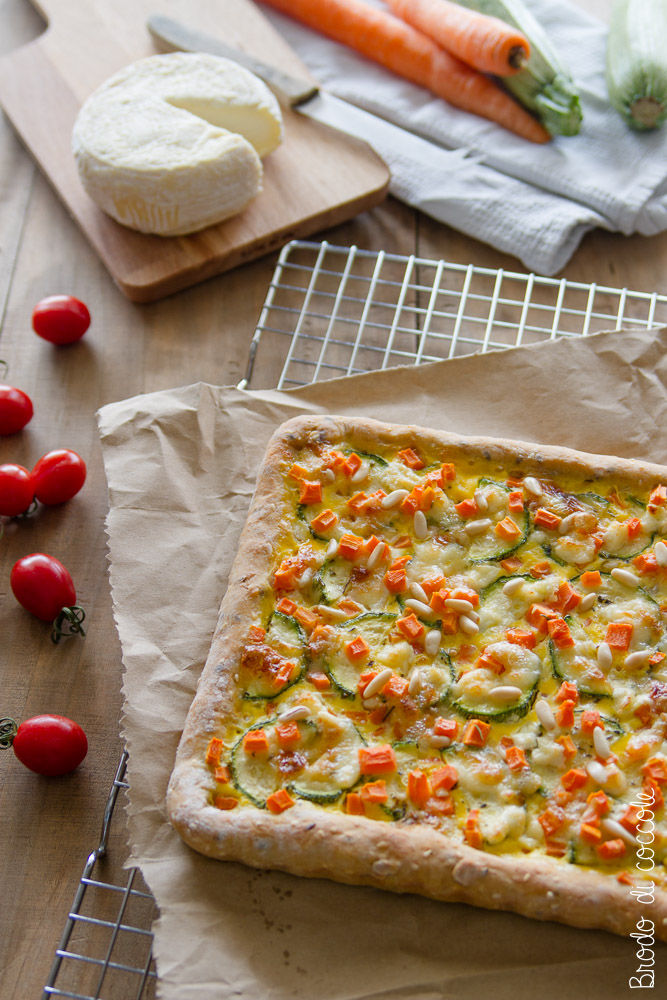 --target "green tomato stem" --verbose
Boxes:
[51,606,86,644]
[0,718,18,748]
